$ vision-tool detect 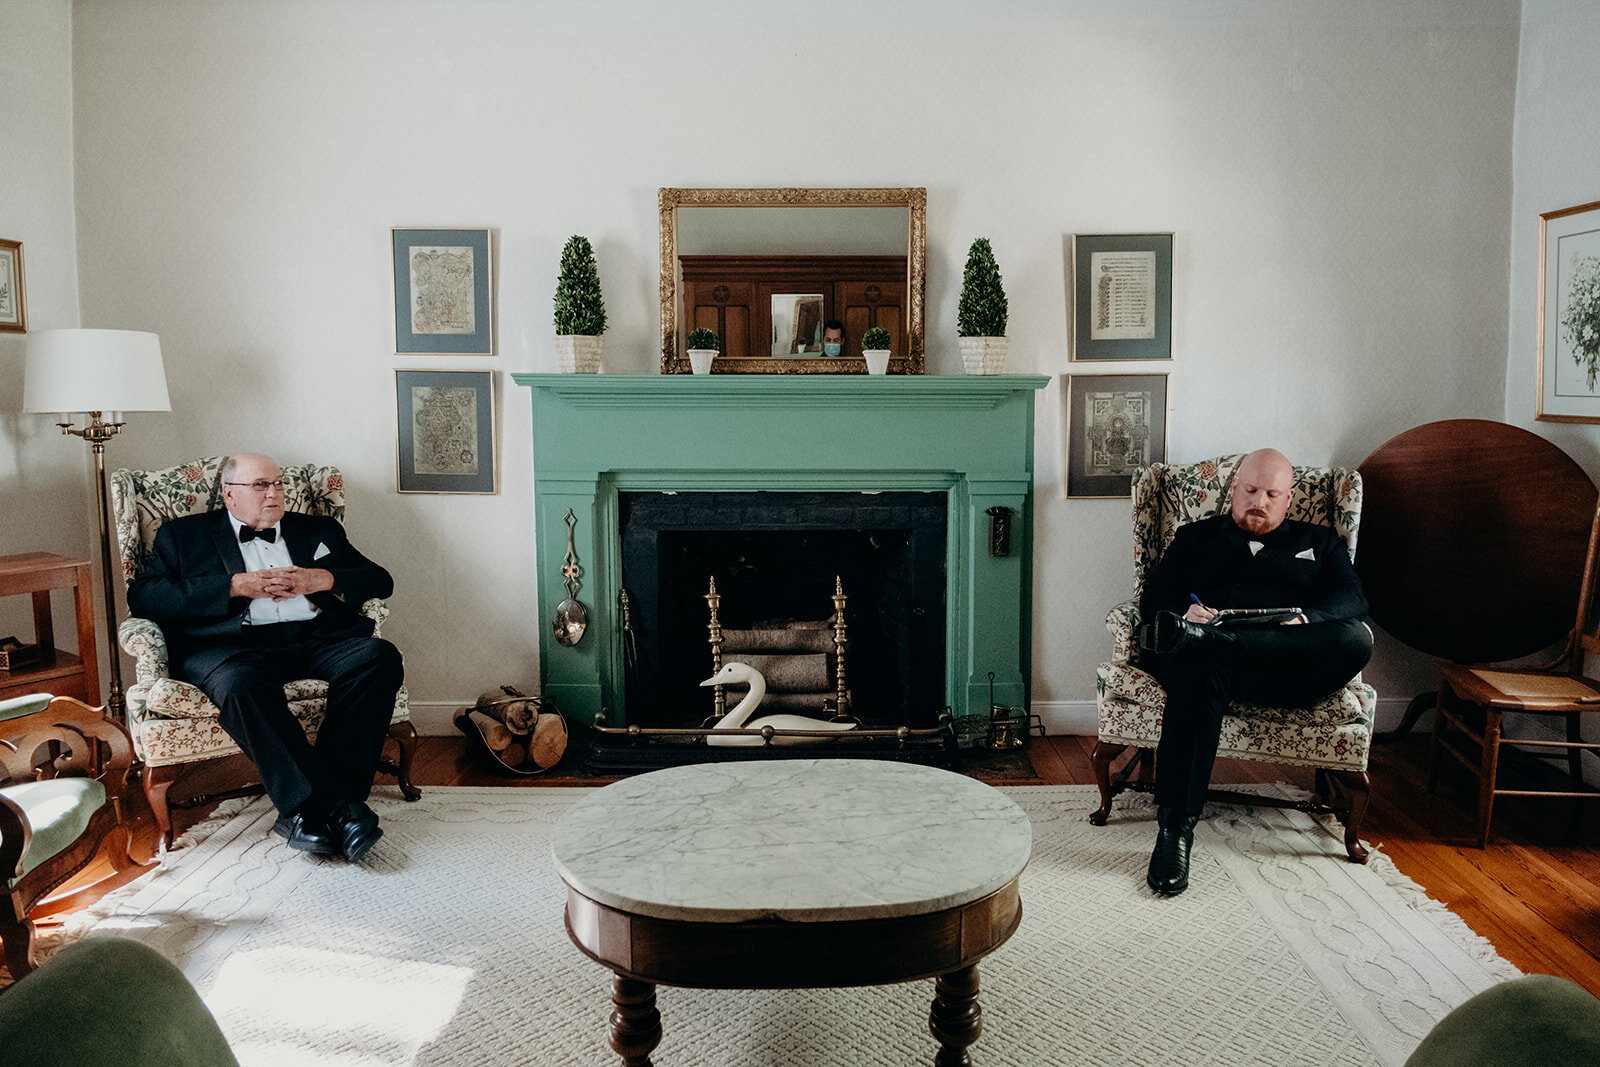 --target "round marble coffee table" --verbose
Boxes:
[552,758,1031,1066]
